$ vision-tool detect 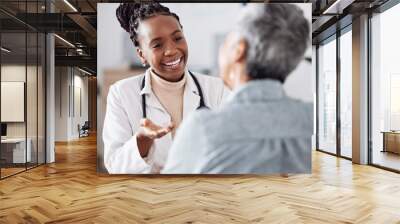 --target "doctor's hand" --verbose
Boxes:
[136,119,174,158]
